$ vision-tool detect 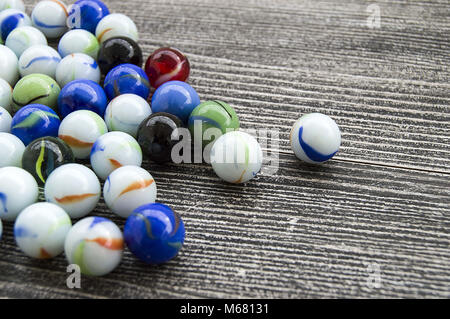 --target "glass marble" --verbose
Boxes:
[58,110,107,159]
[90,131,142,180]
[67,0,109,34]
[104,94,151,138]
[210,131,263,184]
[290,113,341,164]
[31,0,68,38]
[151,80,200,125]
[0,132,24,167]
[95,13,137,44]
[11,104,61,146]
[0,166,38,221]
[45,163,101,219]
[58,29,99,59]
[103,63,150,101]
[12,73,61,112]
[188,100,240,147]
[5,26,47,57]
[22,136,74,186]
[18,44,61,79]
[104,166,157,218]
[0,106,11,132]
[14,202,72,259]
[124,203,185,264]
[0,44,19,85]
[0,0,25,12]
[145,47,190,89]
[137,112,183,164]
[97,36,143,75]
[57,79,107,118]
[55,53,101,88]
[0,8,31,43]
[0,78,12,112]
[64,216,123,276]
